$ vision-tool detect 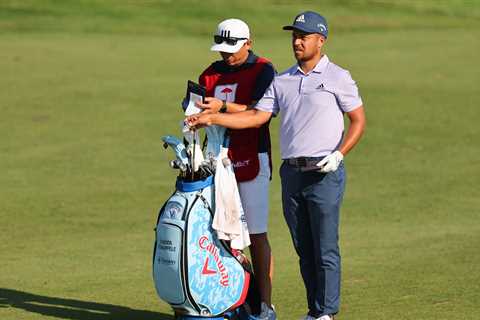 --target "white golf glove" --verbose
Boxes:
[316,151,344,173]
